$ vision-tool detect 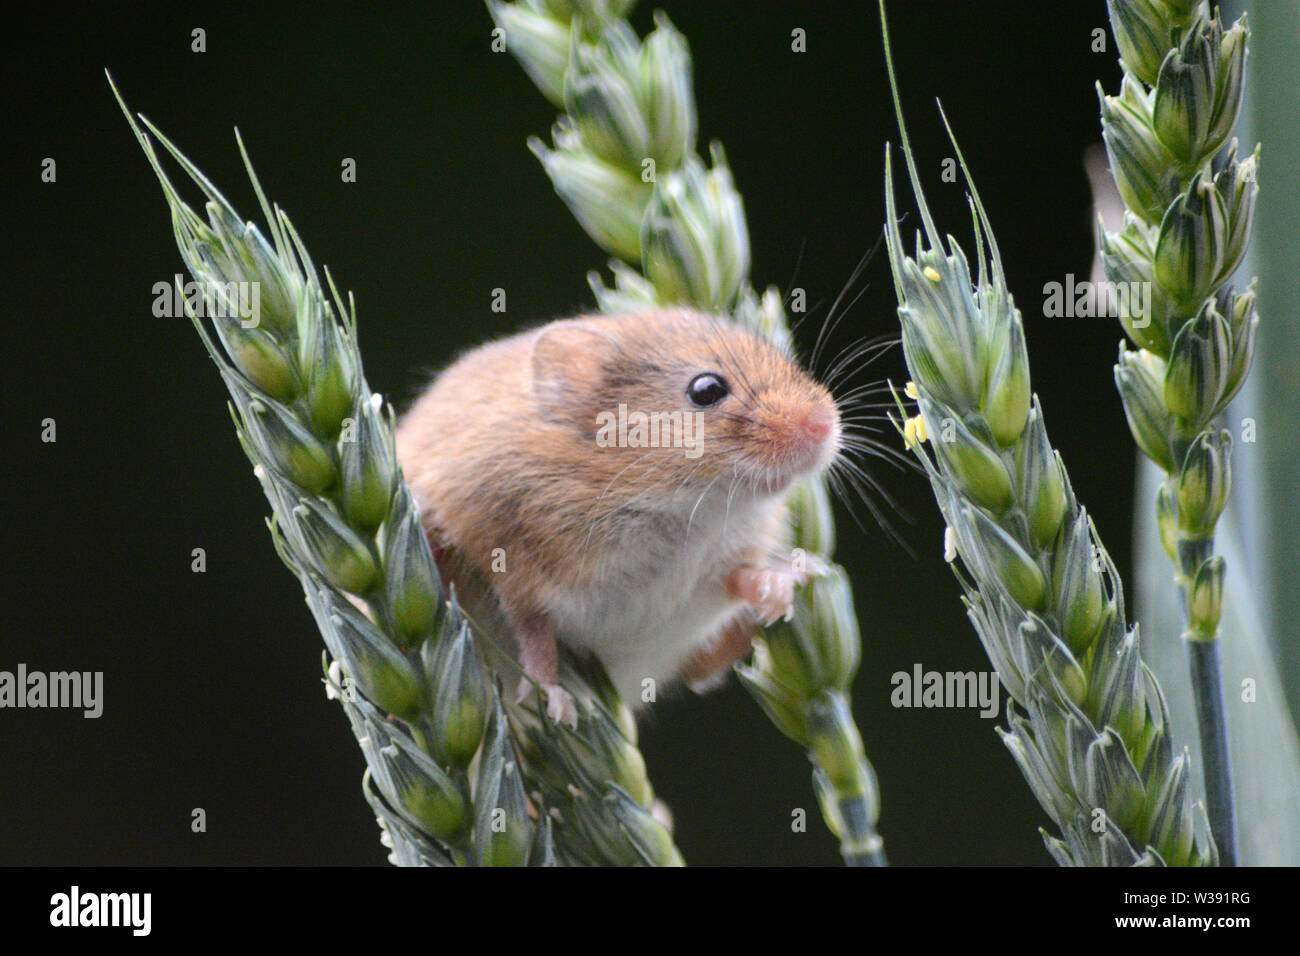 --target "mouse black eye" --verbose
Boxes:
[686,372,729,407]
